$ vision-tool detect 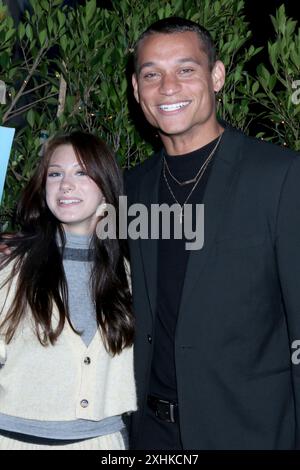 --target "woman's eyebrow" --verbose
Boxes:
[48,163,81,168]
